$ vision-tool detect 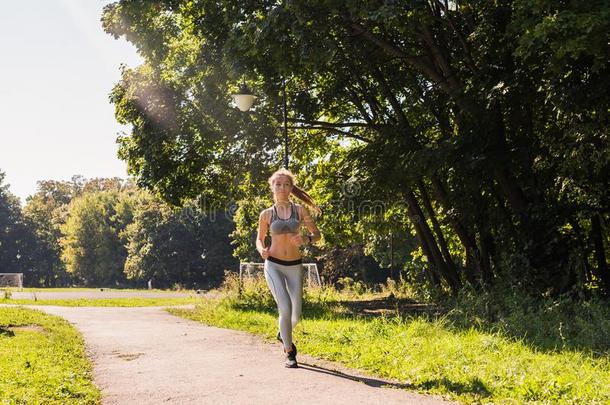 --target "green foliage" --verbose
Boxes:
[0,307,101,403]
[99,1,610,296]
[221,271,276,311]
[59,191,131,286]
[230,195,269,262]
[444,285,610,355]
[1,172,238,289]
[0,170,36,278]
[512,0,610,73]
[122,189,237,289]
[21,183,71,286]
[334,276,369,297]
[14,175,138,287]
